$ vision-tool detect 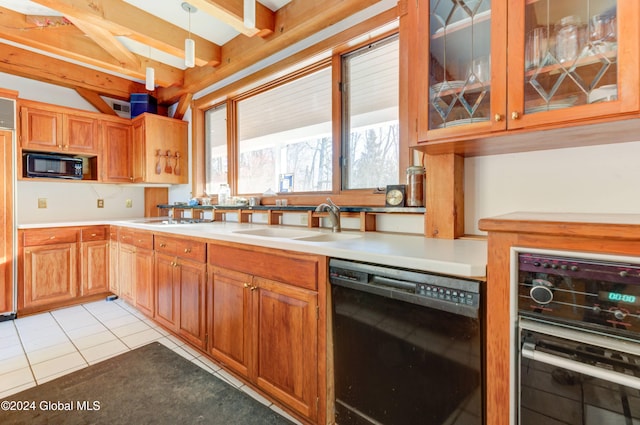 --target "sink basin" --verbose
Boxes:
[295,233,361,242]
[232,228,320,239]
[233,228,361,242]
[132,219,203,226]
